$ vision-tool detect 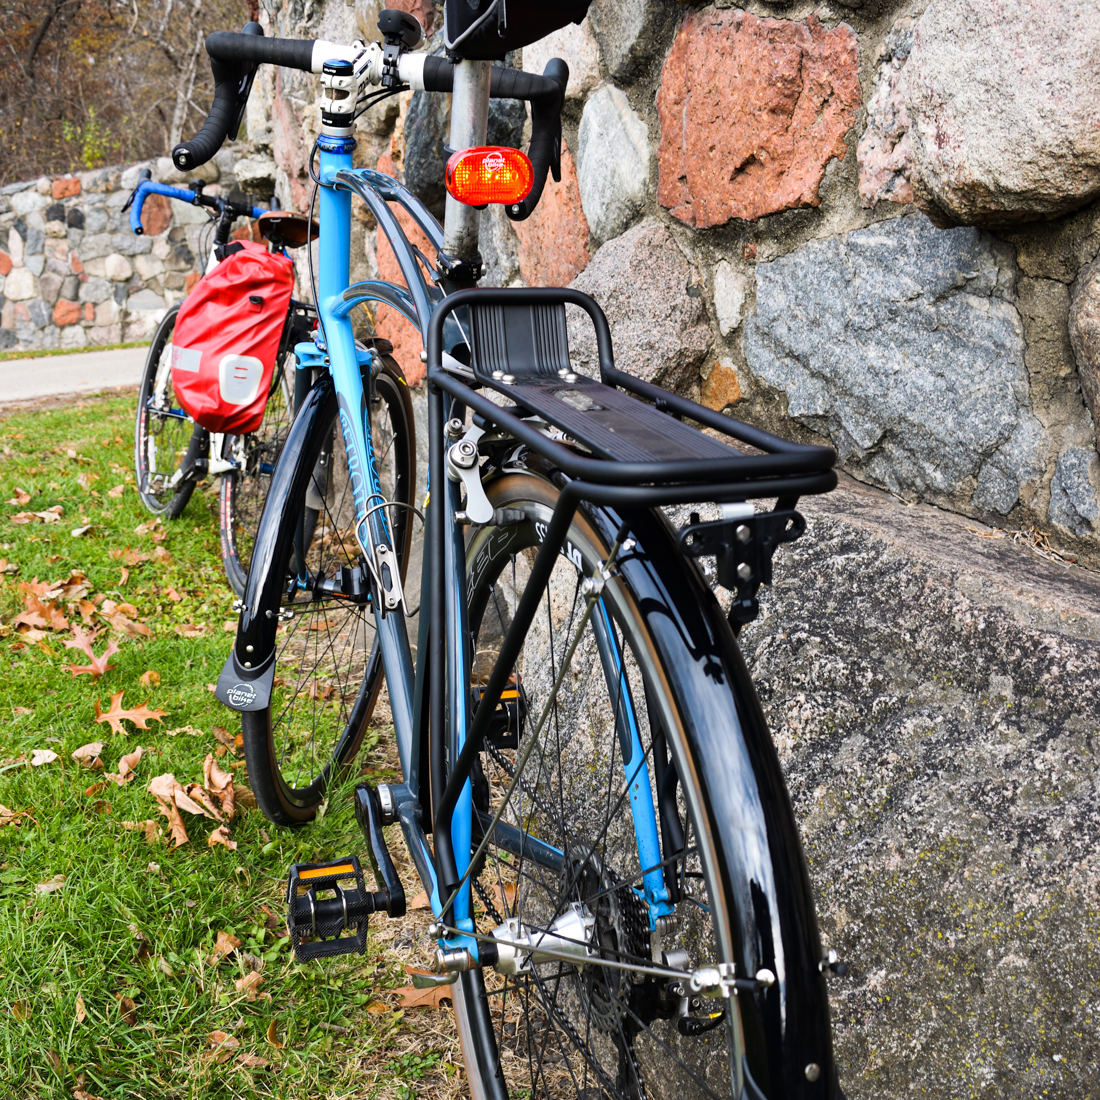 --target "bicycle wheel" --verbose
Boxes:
[240,358,416,825]
[454,470,836,1100]
[134,305,199,517]
[219,355,295,597]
